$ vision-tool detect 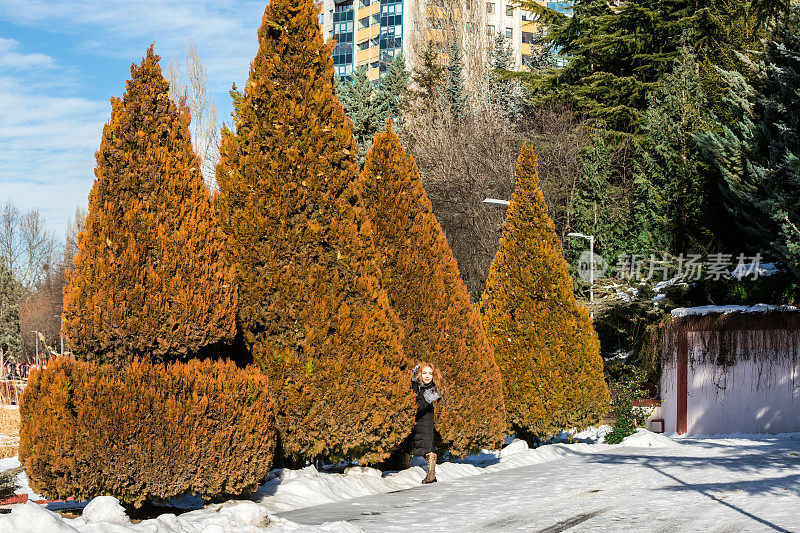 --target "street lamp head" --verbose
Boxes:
[482,198,511,206]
